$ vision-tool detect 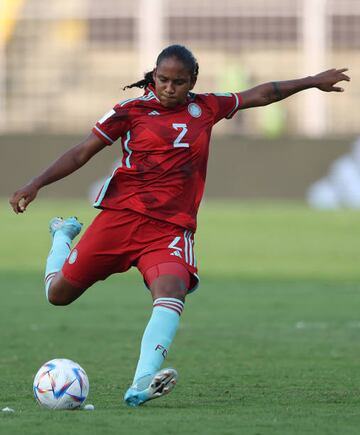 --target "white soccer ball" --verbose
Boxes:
[33,358,89,409]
